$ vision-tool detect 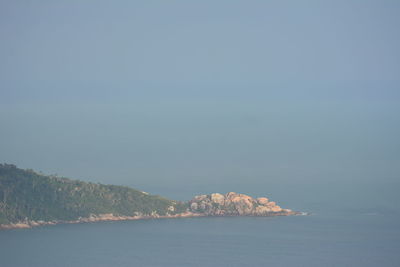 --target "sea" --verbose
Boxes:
[1,181,399,267]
